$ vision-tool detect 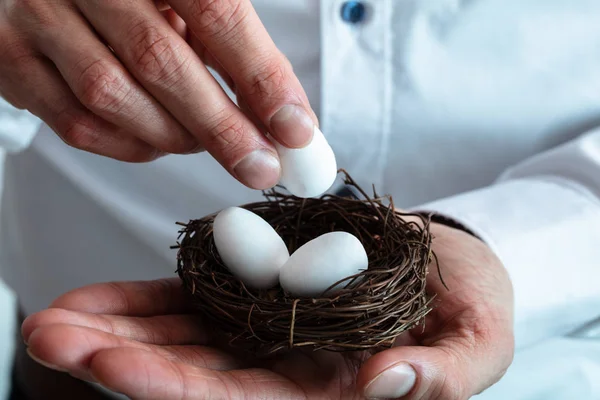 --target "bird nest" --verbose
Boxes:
[174,171,441,356]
